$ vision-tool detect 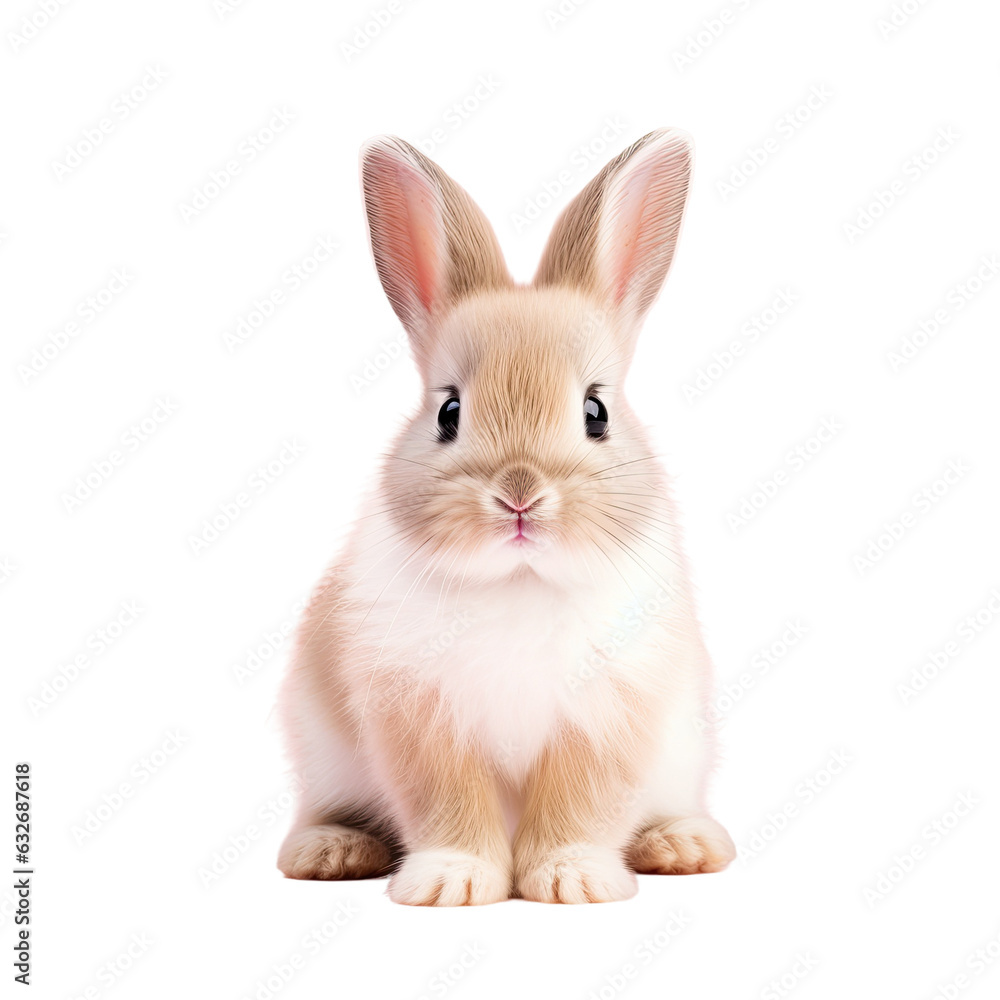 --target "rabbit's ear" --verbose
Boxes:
[534,129,692,348]
[361,136,512,367]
